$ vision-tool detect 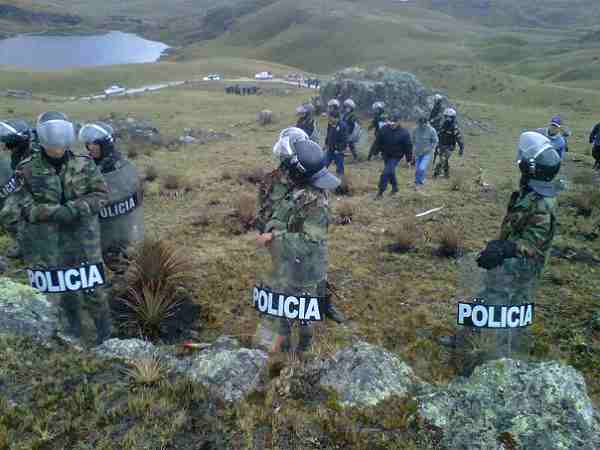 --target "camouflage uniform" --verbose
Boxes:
[429,101,445,133]
[368,111,388,160]
[344,111,359,159]
[296,116,316,141]
[95,148,125,174]
[256,169,330,353]
[433,122,464,178]
[13,150,111,345]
